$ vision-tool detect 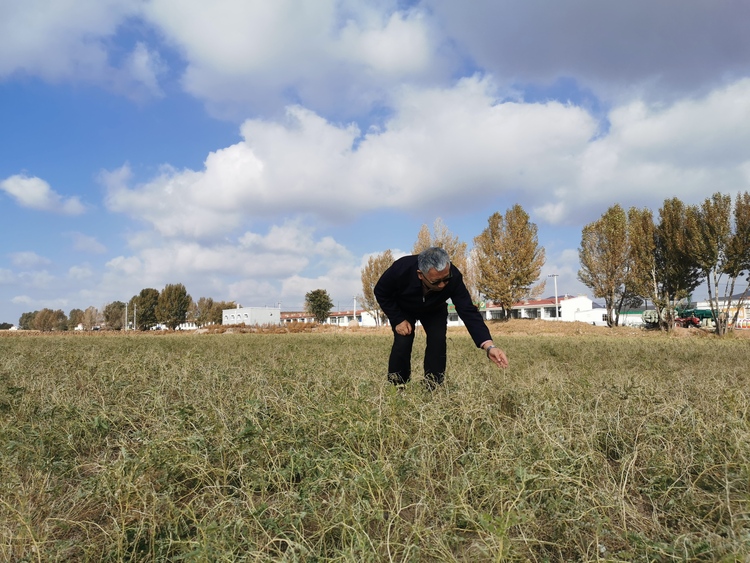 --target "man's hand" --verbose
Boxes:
[395,320,413,336]
[486,346,509,368]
